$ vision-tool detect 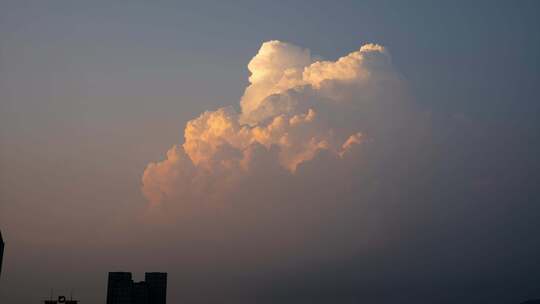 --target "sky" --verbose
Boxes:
[0,1,540,303]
